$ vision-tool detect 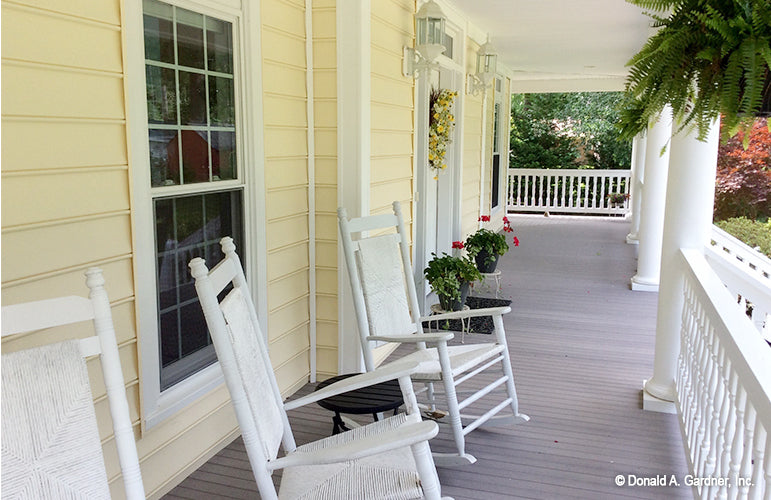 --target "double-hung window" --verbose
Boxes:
[139,0,246,405]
